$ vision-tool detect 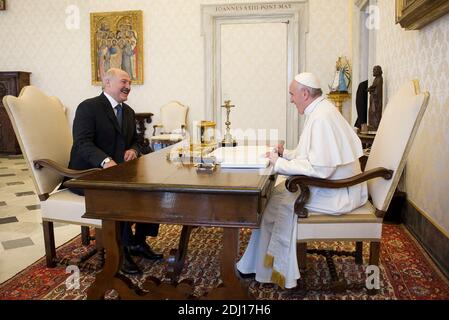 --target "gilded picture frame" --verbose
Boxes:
[90,10,144,85]
[396,0,449,30]
[0,0,6,11]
